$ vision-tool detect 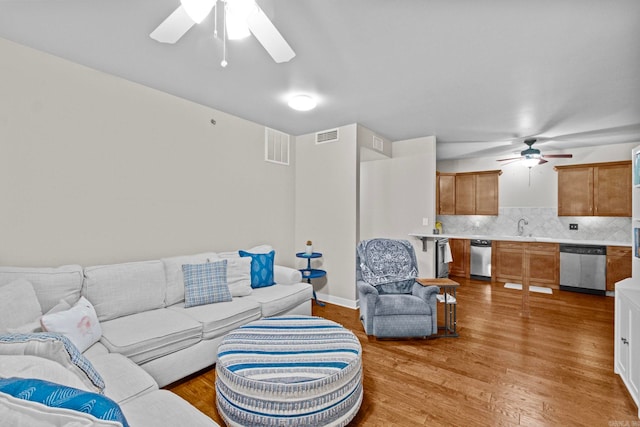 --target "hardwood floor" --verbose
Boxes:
[166,277,639,426]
